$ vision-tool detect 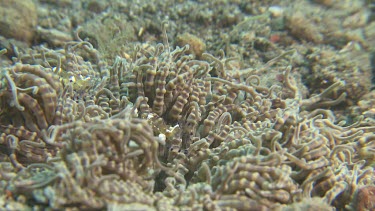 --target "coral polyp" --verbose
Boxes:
[0,0,374,210]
